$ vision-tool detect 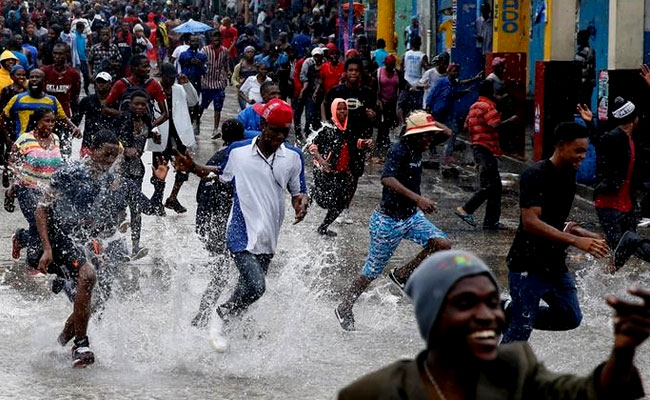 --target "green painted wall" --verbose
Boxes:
[394,0,413,55]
